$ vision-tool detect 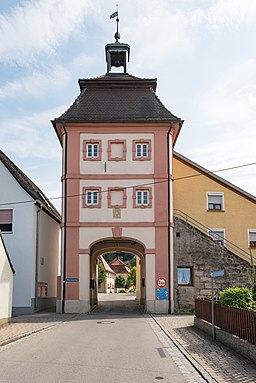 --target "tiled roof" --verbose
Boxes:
[99,255,115,274]
[53,73,182,124]
[109,257,131,274]
[0,150,61,222]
